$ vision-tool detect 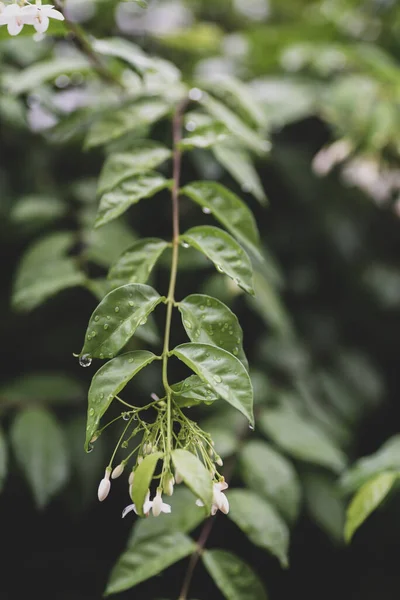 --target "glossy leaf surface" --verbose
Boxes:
[108,238,169,287]
[171,449,213,511]
[131,452,163,517]
[171,374,219,408]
